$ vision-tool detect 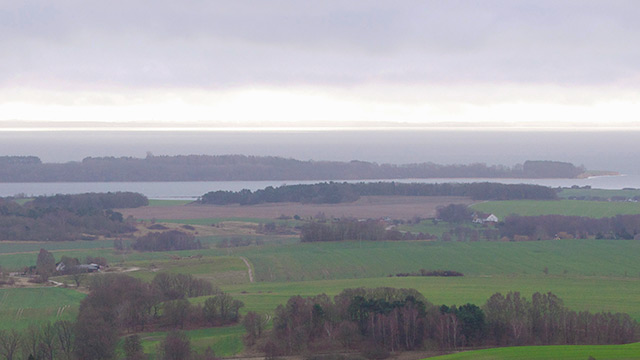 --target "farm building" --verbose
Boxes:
[473,213,499,224]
